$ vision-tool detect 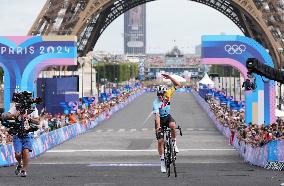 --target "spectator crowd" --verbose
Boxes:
[207,92,284,148]
[0,87,143,145]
